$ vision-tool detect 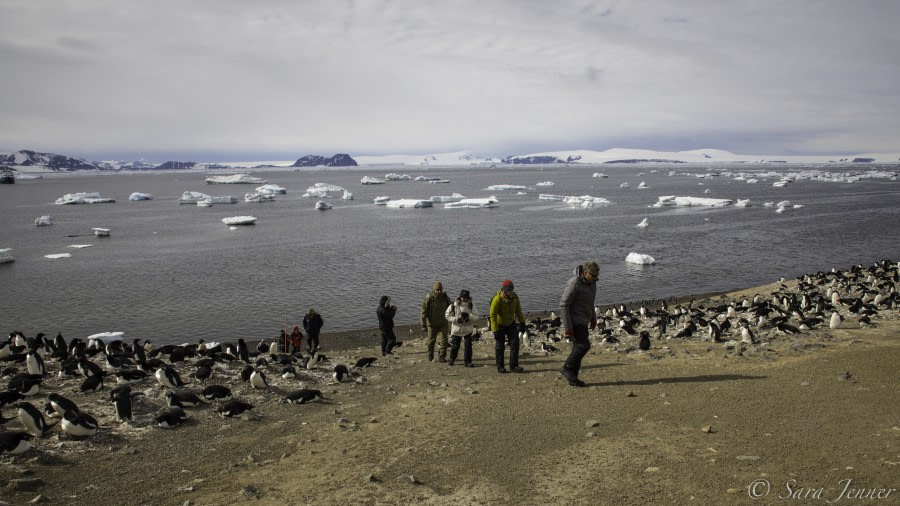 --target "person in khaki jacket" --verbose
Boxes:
[421,281,452,362]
